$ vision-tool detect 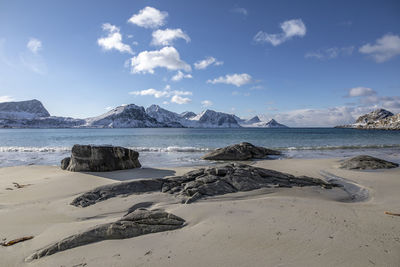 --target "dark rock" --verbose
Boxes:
[202,142,281,160]
[62,145,141,172]
[60,157,70,170]
[125,202,154,215]
[162,163,334,203]
[26,209,185,261]
[71,163,335,207]
[71,179,163,207]
[340,155,399,170]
